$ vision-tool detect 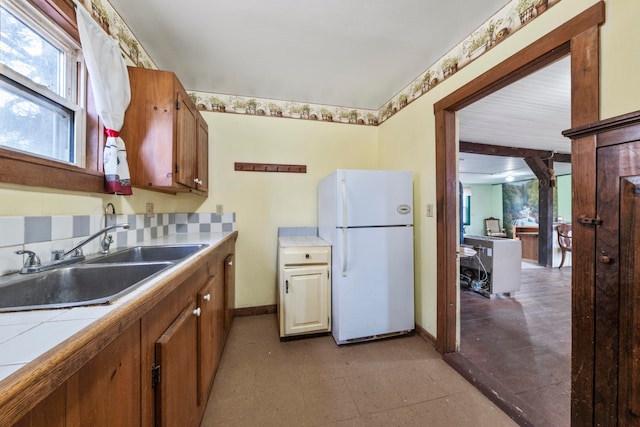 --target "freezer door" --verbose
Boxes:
[337,169,413,227]
[332,226,414,344]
